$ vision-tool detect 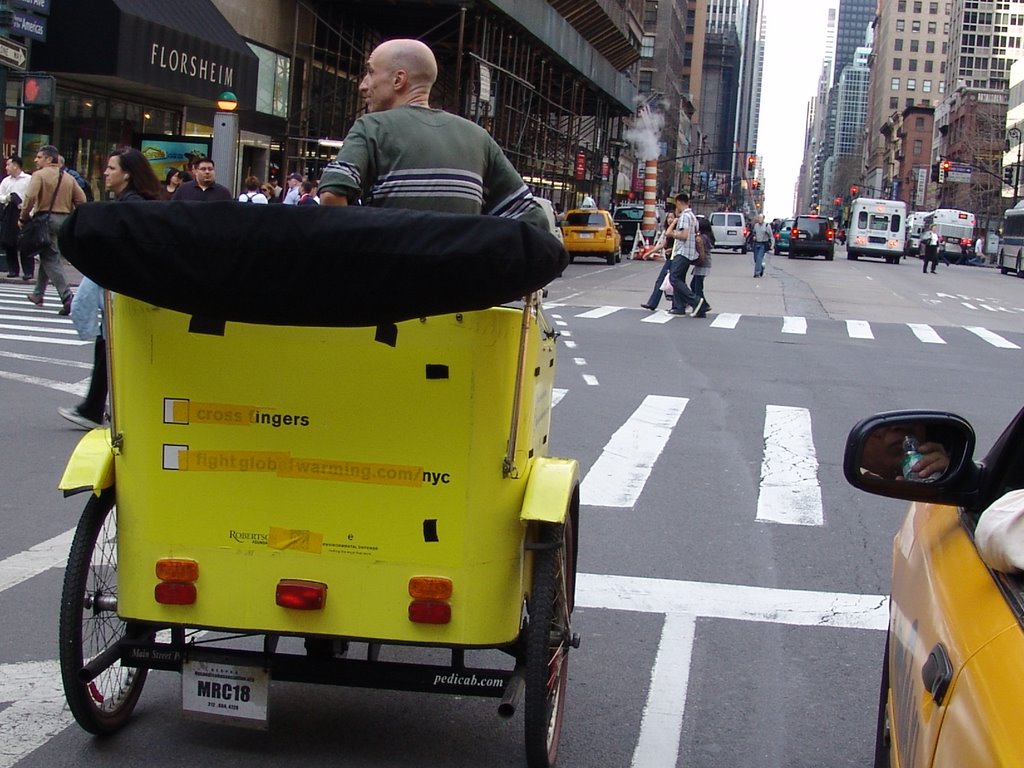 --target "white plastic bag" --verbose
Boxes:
[660,273,673,296]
